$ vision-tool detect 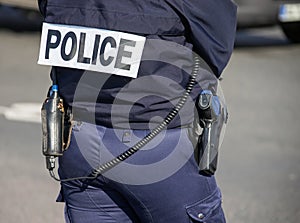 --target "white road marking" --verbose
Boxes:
[0,103,41,123]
